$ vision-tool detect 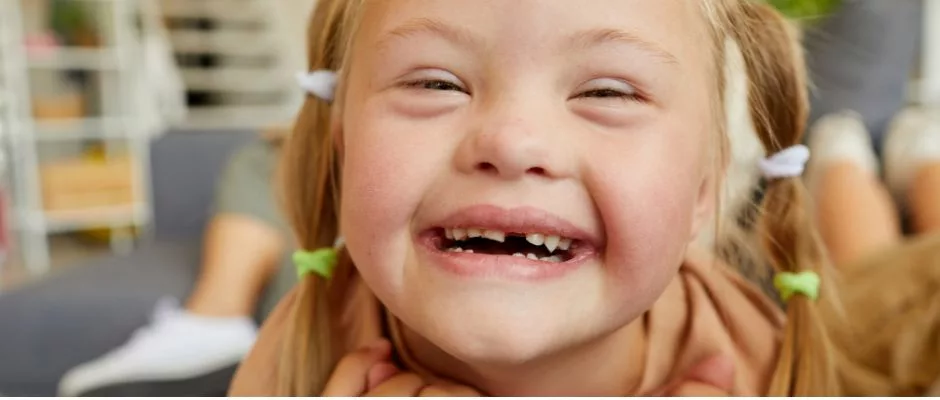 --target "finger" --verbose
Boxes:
[669,381,730,397]
[367,362,401,391]
[674,354,735,393]
[648,354,735,396]
[322,339,393,396]
[419,383,482,397]
[418,385,454,397]
[365,372,426,397]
